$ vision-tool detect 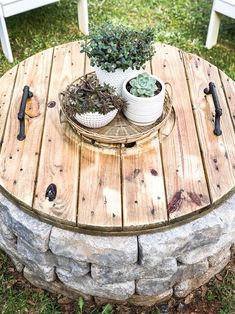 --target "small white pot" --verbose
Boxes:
[95,66,142,95]
[75,109,118,128]
[122,74,165,126]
